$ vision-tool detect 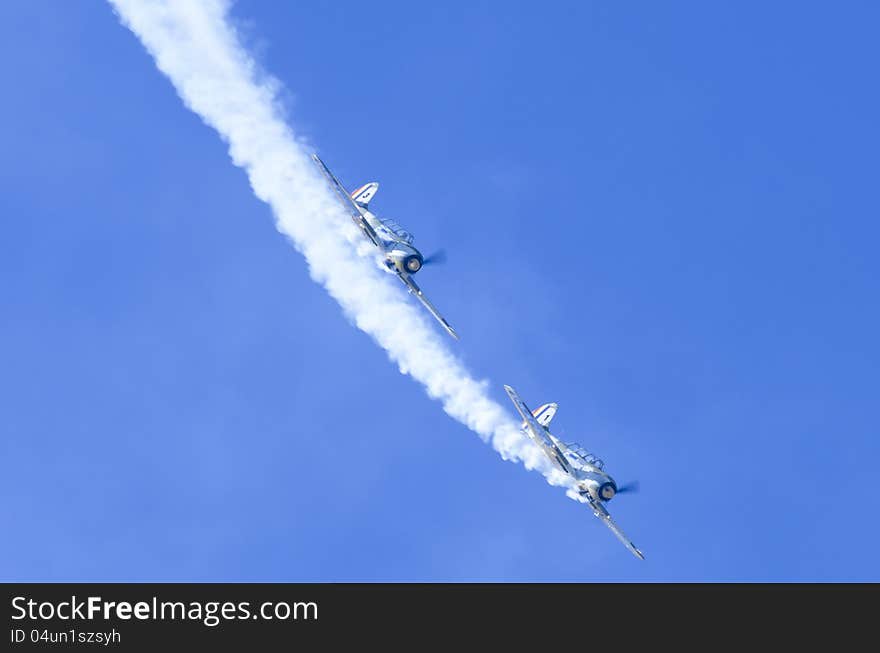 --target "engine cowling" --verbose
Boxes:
[403,254,422,273]
[598,481,617,501]
[582,479,618,502]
